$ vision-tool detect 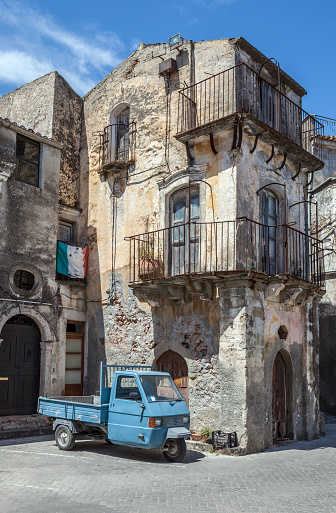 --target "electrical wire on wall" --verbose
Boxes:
[110,176,118,302]
[164,76,171,174]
